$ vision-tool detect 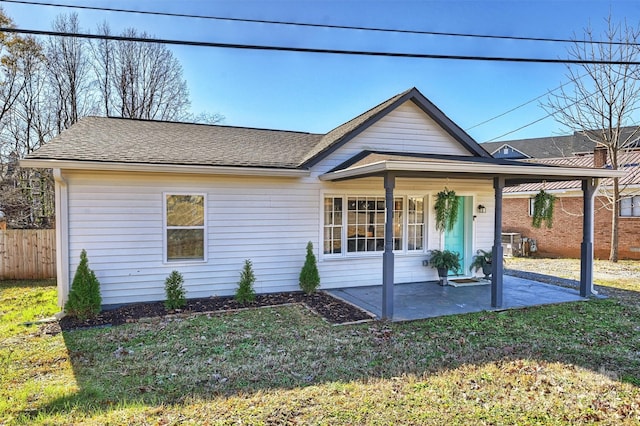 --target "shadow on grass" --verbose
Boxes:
[24,291,640,421]
[0,278,56,290]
